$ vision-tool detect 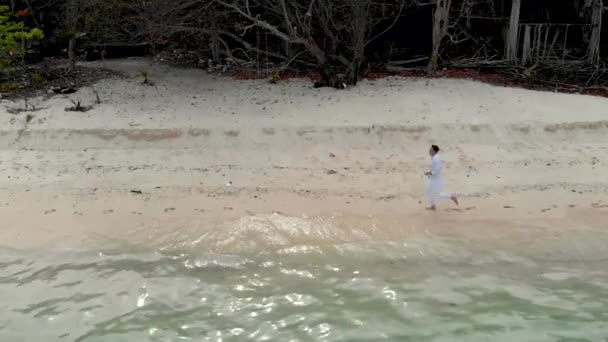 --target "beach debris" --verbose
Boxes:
[130,190,143,195]
[329,153,336,158]
[378,195,397,201]
[326,169,337,175]
[503,205,514,209]
[226,181,232,186]
[49,86,77,95]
